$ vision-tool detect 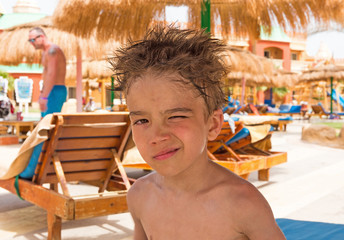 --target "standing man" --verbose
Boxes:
[19,28,67,179]
[28,27,67,117]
